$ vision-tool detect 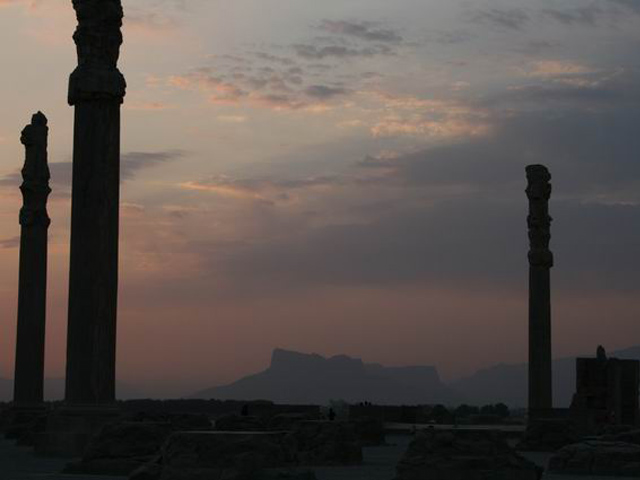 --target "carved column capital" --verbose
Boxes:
[20,112,51,228]
[526,164,553,269]
[68,0,126,104]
